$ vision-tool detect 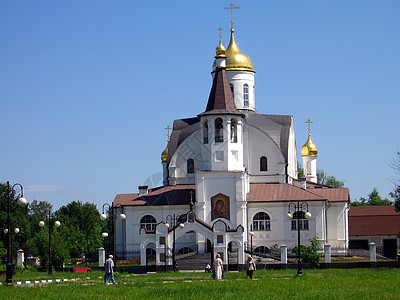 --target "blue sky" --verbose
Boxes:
[1,1,399,210]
